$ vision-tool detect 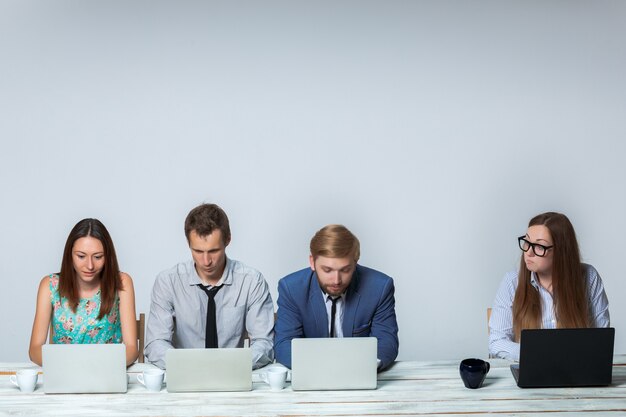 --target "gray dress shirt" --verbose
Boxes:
[145,258,275,369]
